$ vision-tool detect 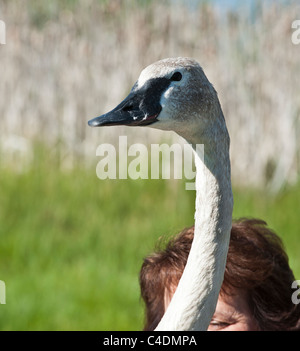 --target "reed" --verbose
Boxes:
[0,0,299,190]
